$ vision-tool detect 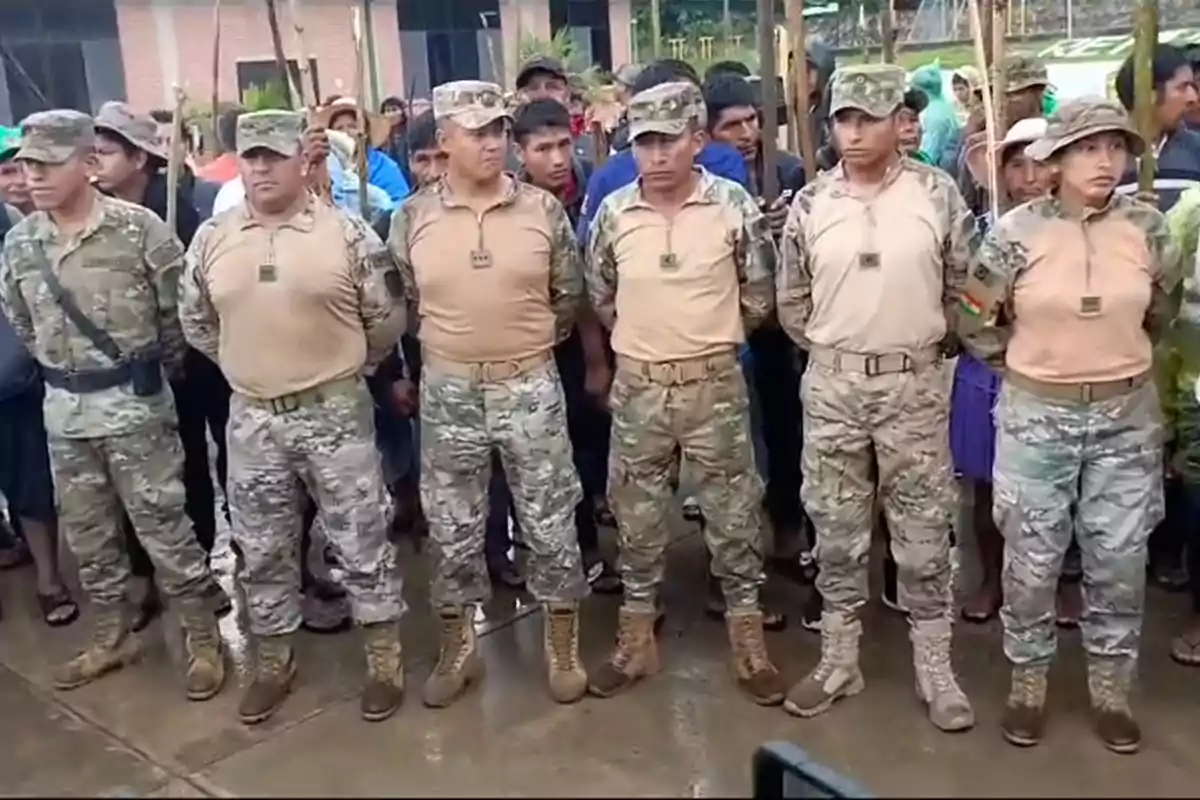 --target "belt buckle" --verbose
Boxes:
[269,394,300,414]
[478,360,520,383]
[863,355,882,377]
